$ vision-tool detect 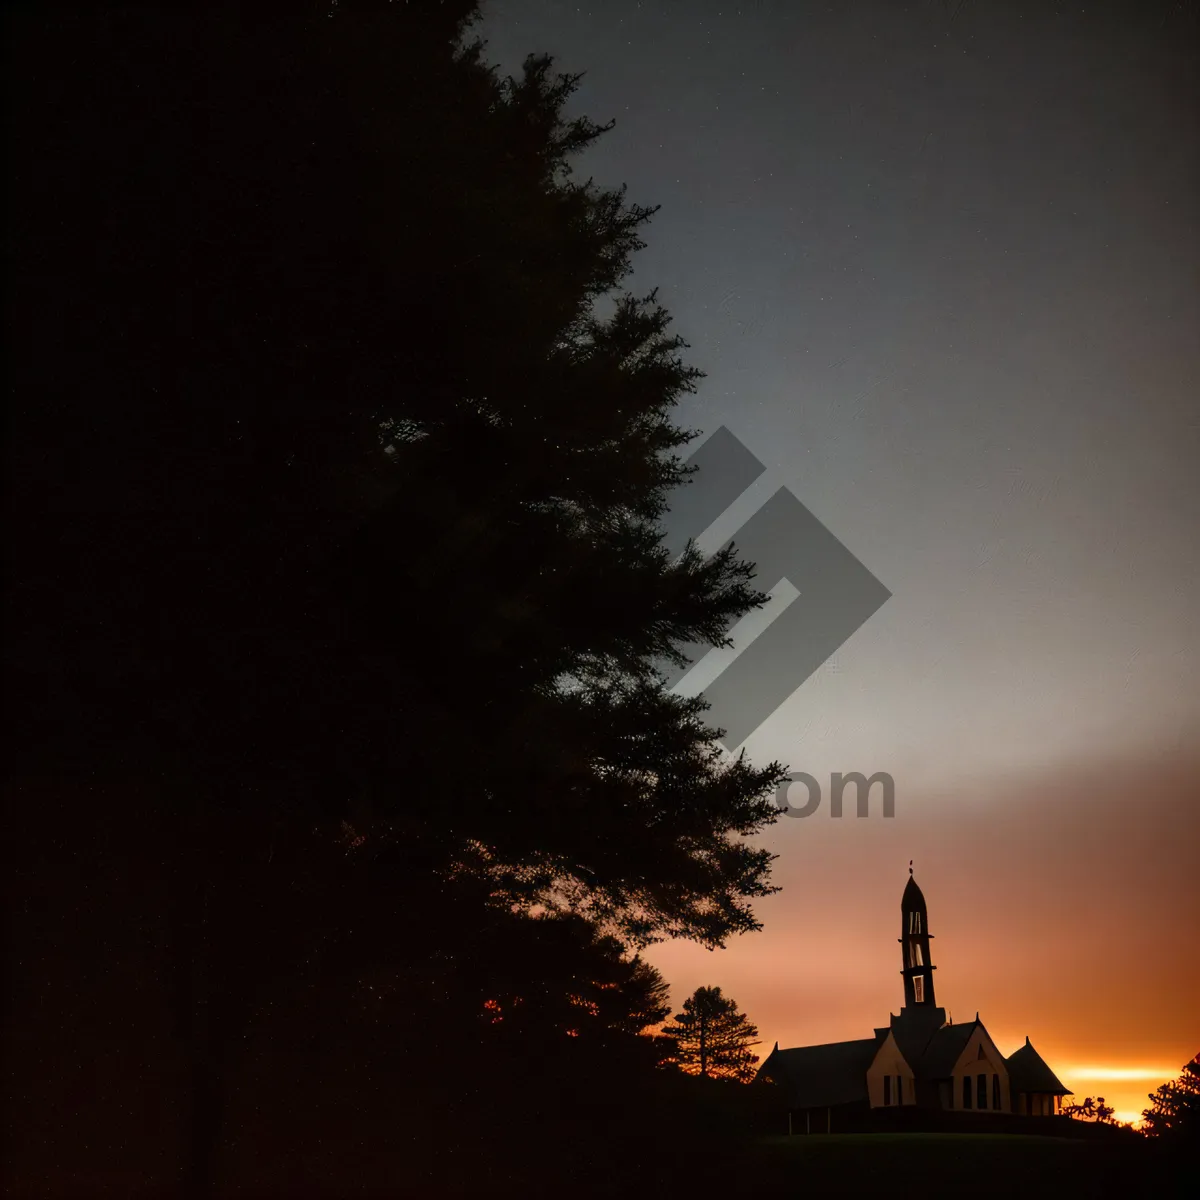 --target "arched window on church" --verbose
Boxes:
[992,1075,1001,1110]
